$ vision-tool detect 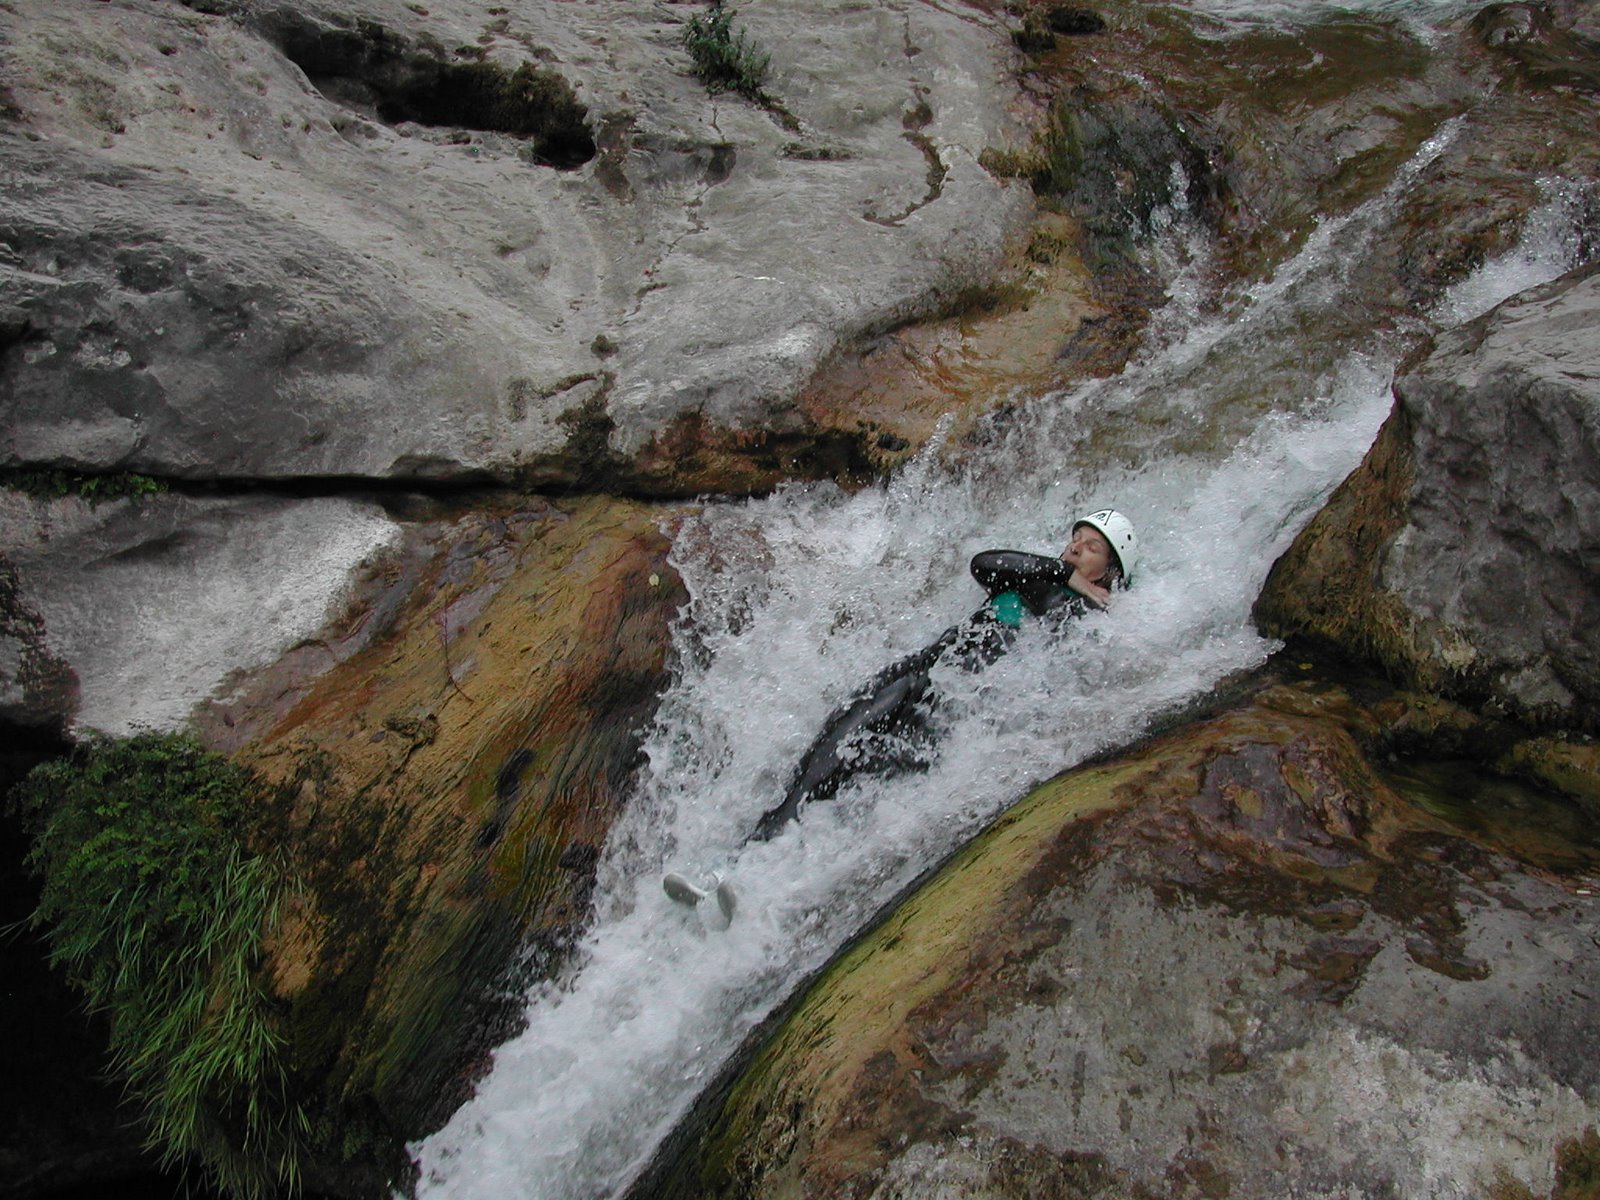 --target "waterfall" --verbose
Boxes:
[409,116,1592,1200]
